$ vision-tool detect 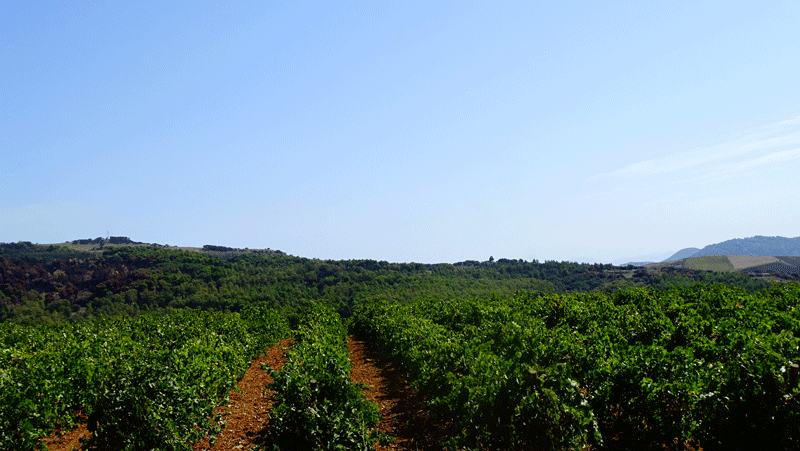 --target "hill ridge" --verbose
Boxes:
[693,235,800,257]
